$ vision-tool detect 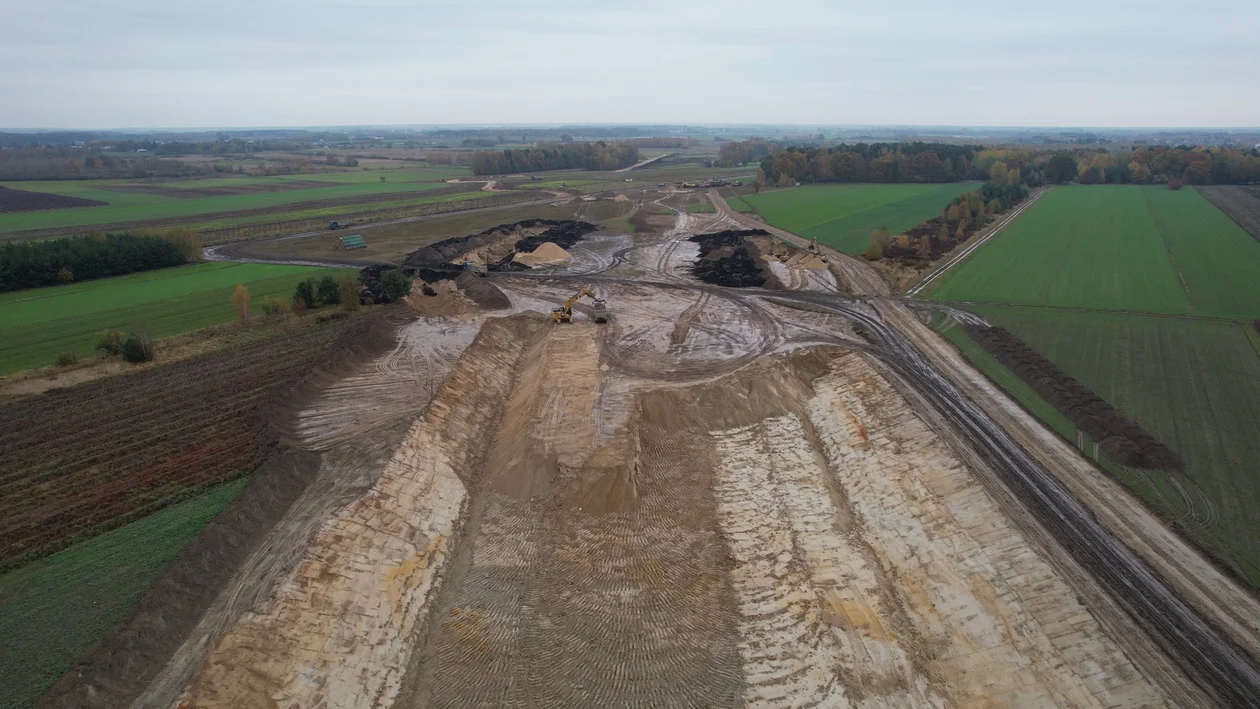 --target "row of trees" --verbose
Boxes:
[1043,146,1260,185]
[470,141,640,175]
[0,232,191,292]
[735,142,982,186]
[865,165,1030,261]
